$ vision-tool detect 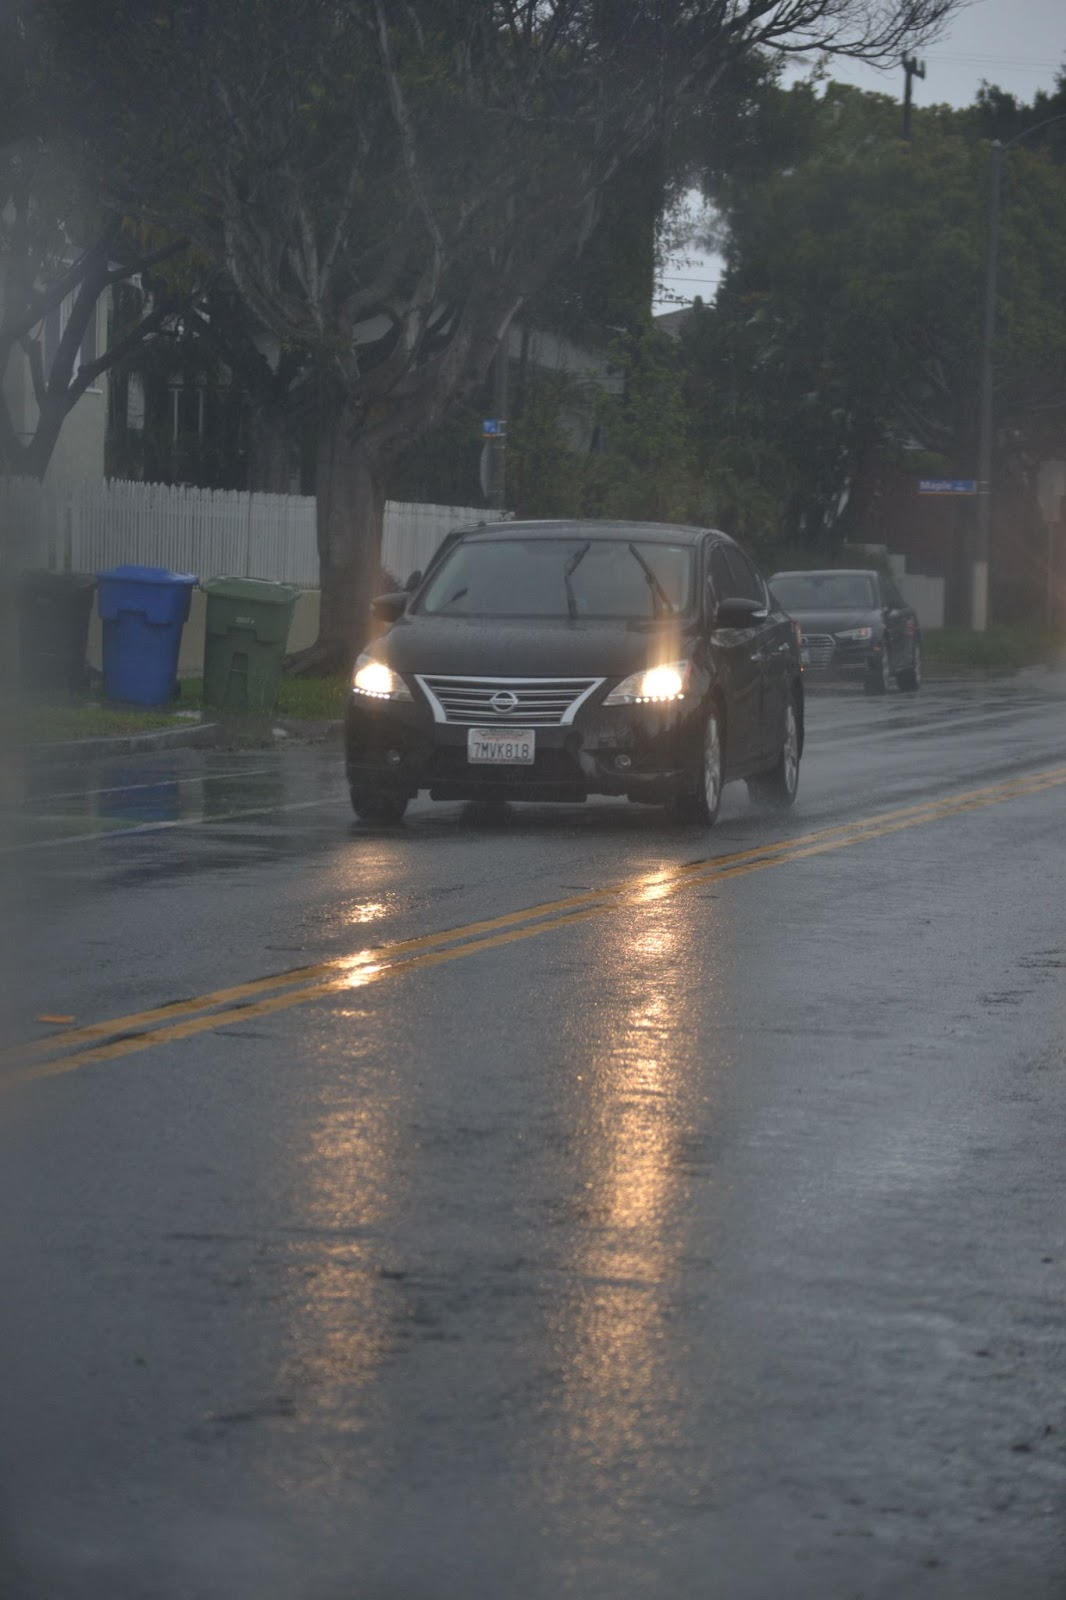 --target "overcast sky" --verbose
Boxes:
[657,0,1066,309]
